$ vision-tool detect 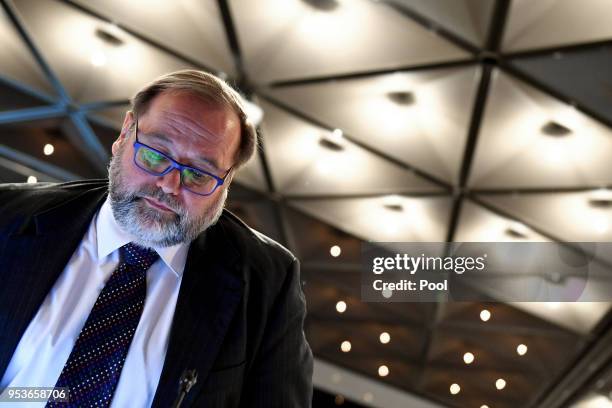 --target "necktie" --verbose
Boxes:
[46,243,158,407]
